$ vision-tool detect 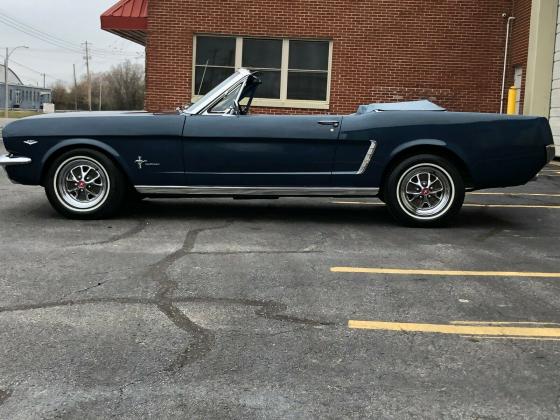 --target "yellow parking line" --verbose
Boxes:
[331,201,560,209]
[348,320,560,338]
[330,267,560,278]
[451,320,560,326]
